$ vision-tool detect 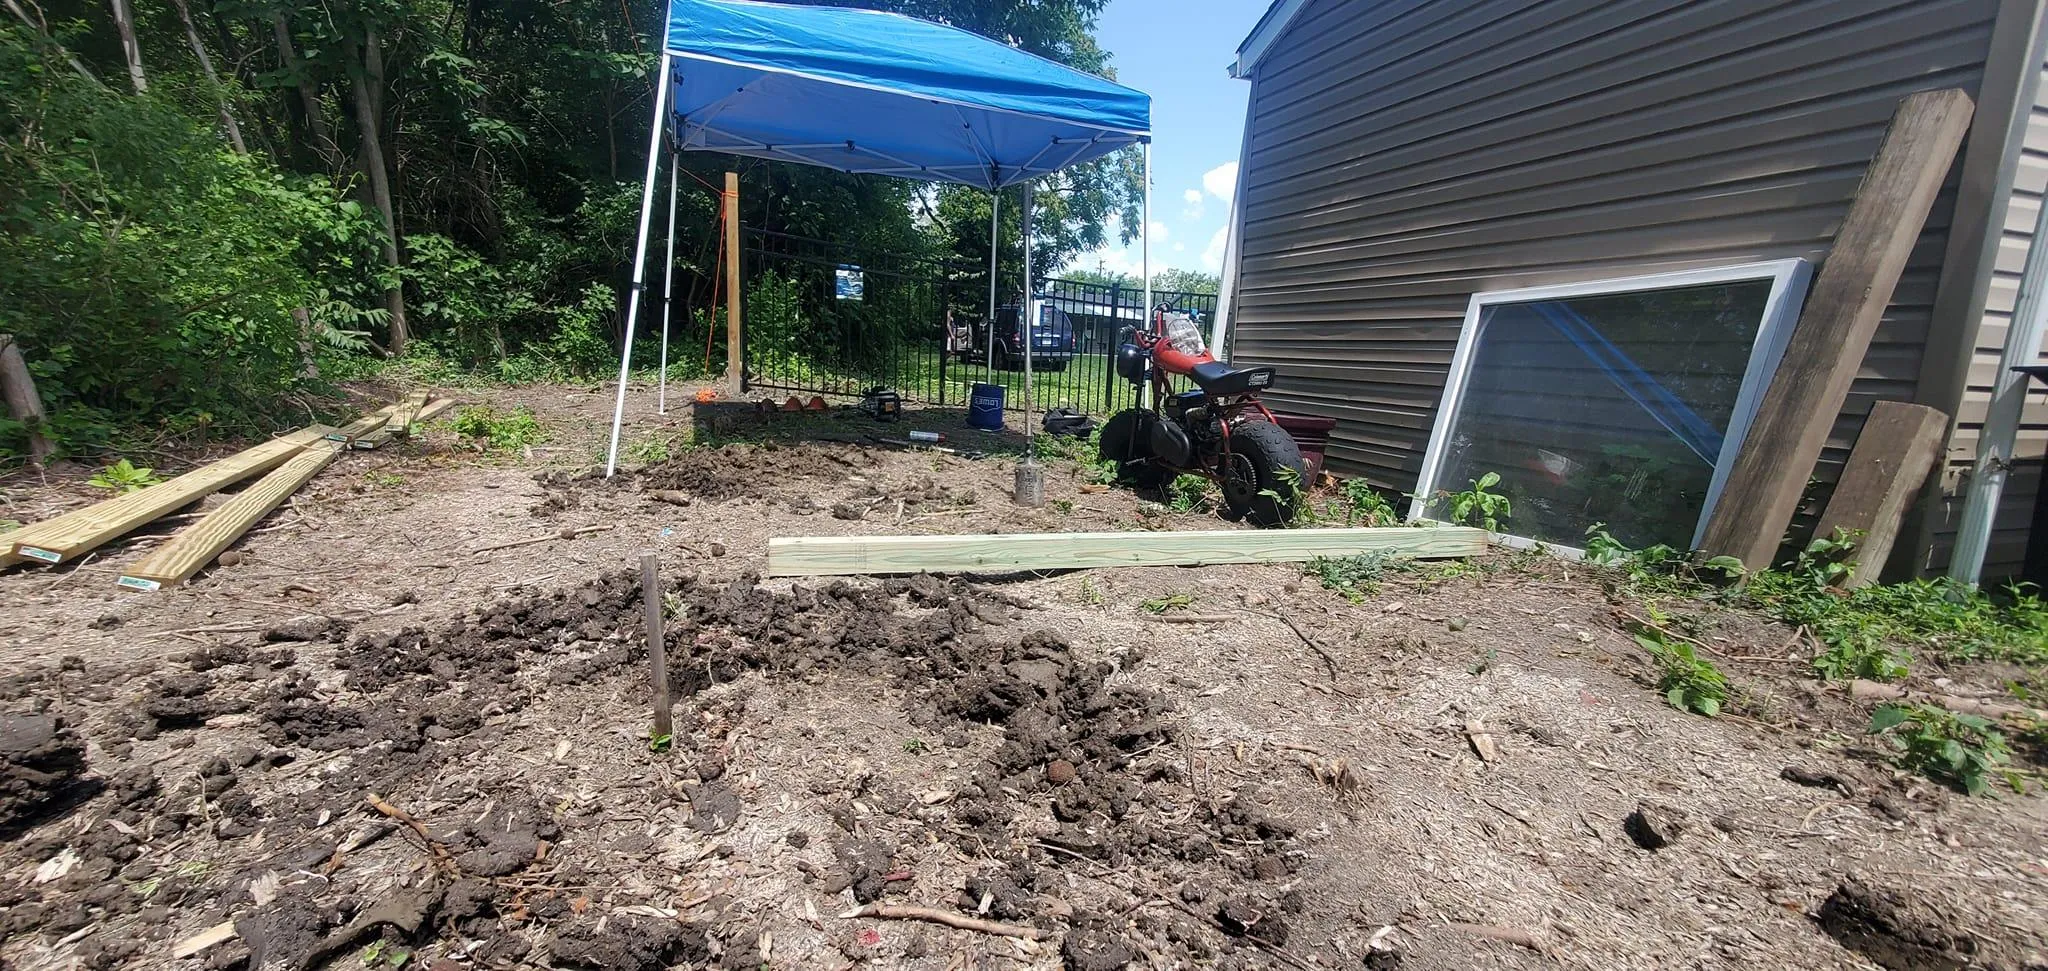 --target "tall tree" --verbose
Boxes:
[343,24,408,351]
[167,0,246,152]
[107,0,145,92]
